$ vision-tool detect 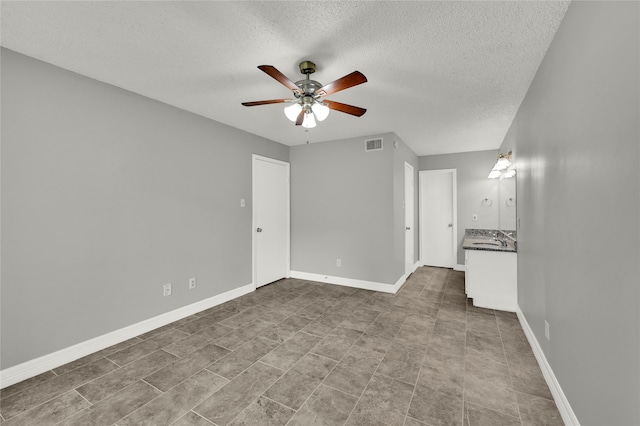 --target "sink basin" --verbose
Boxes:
[472,242,501,246]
